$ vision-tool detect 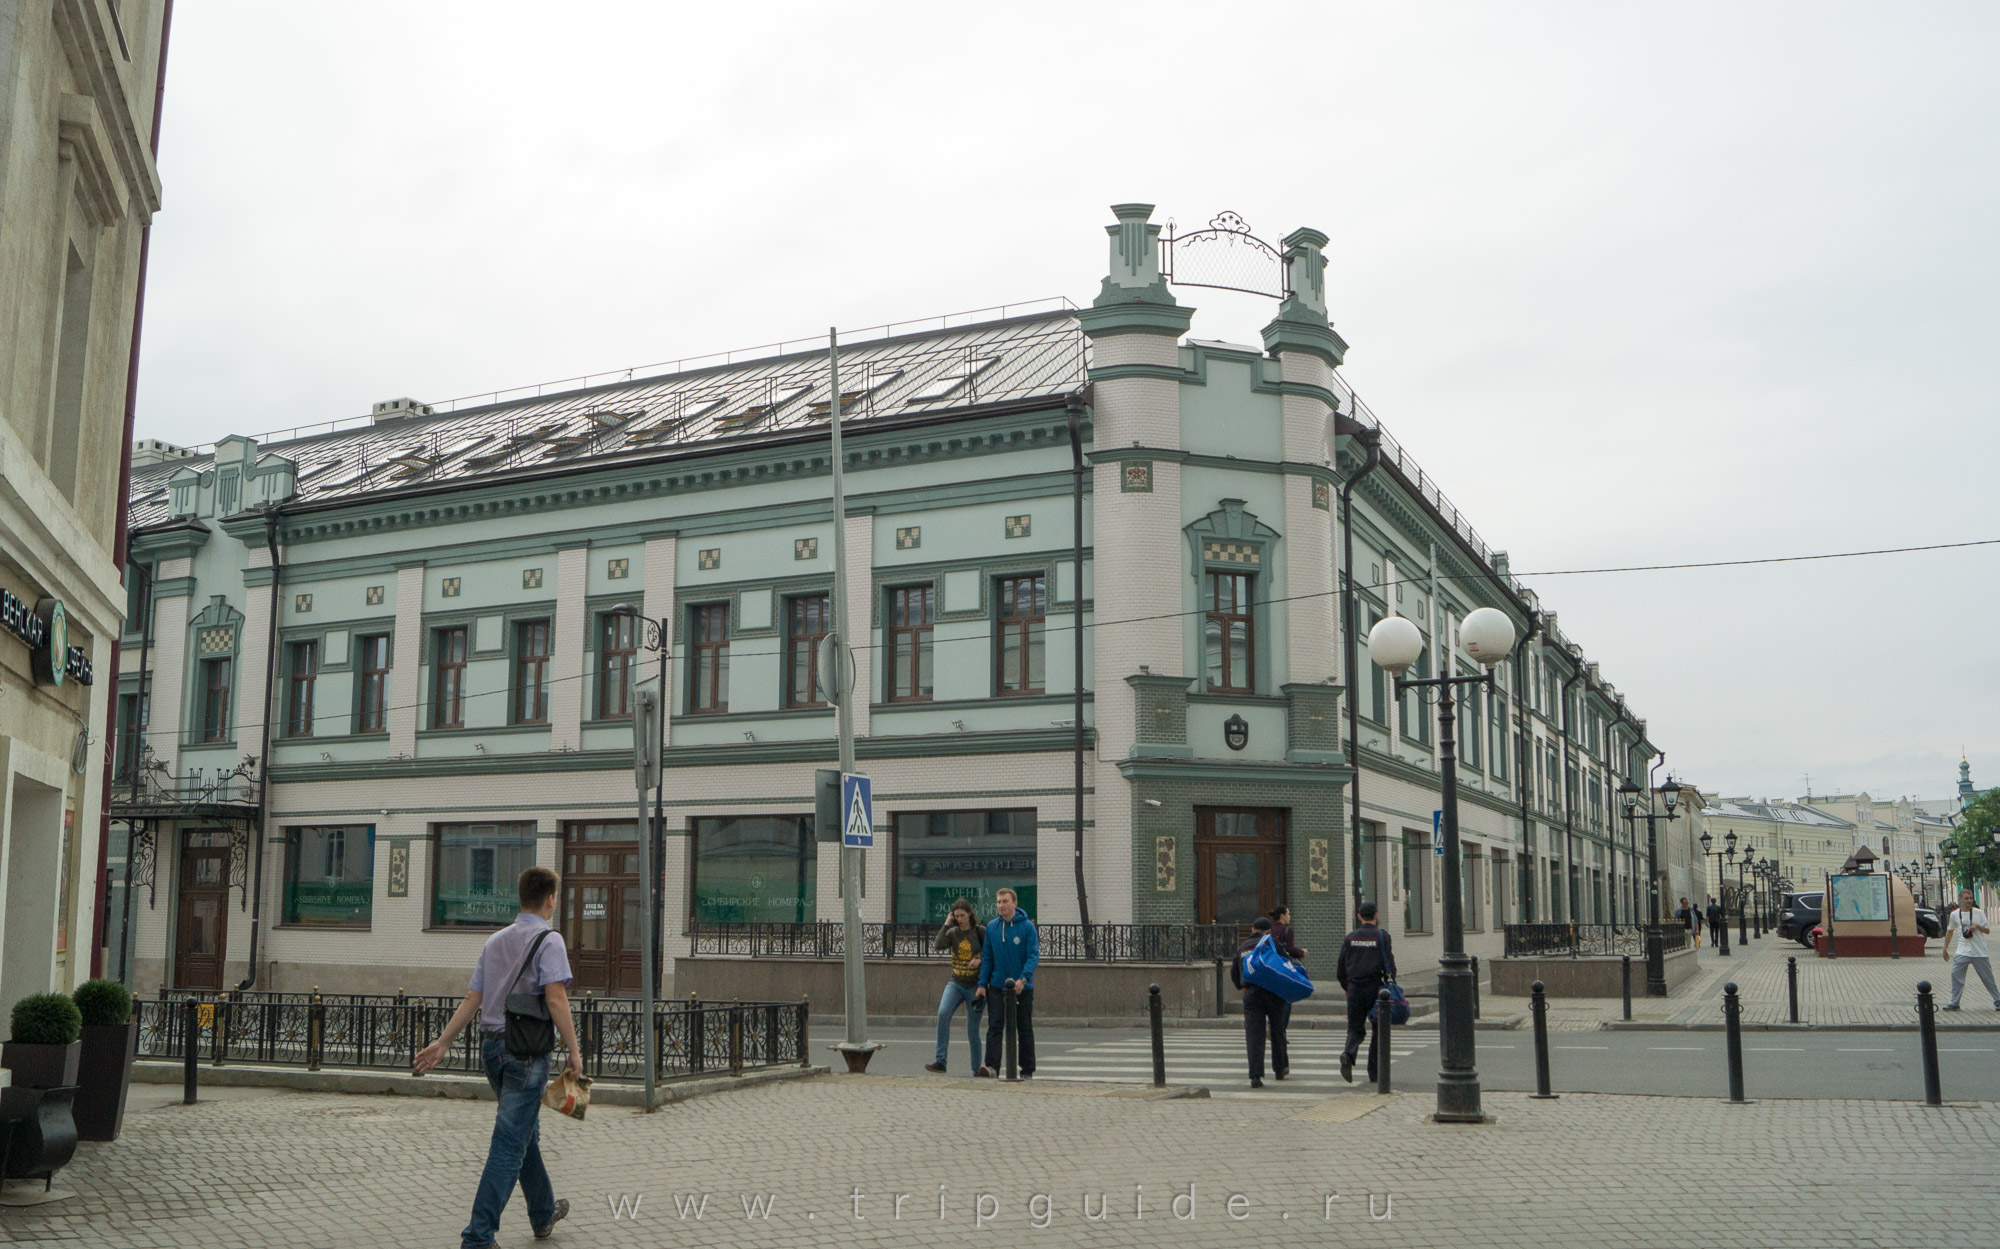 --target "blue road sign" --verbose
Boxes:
[1434,810,1443,855]
[842,773,873,848]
